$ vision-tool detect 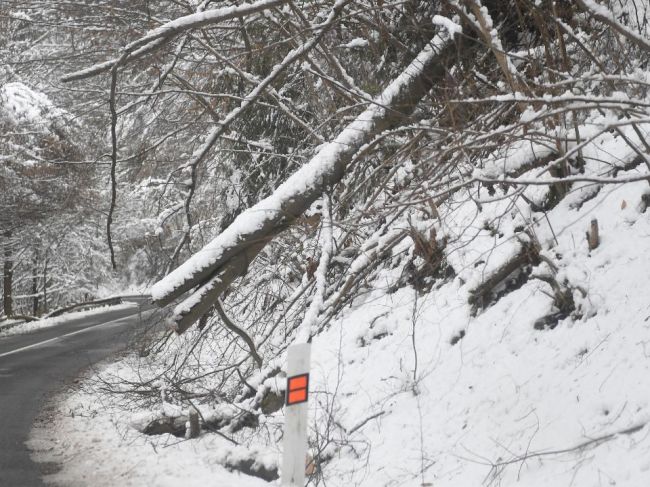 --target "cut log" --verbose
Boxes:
[259,390,284,415]
[223,456,278,482]
[532,273,577,330]
[142,416,187,437]
[642,193,650,213]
